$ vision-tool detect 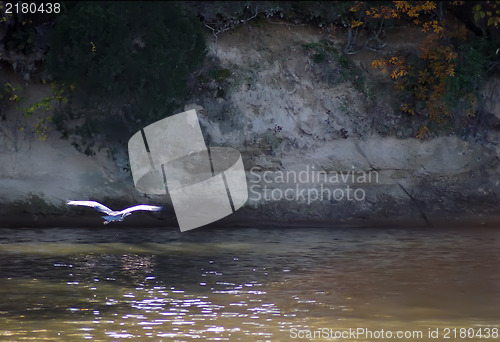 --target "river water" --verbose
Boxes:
[0,226,498,341]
